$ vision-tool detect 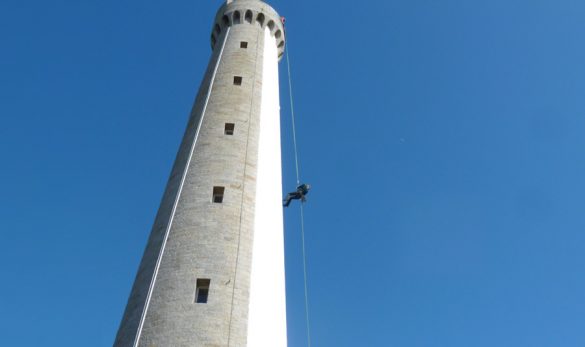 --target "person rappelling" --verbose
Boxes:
[283,183,311,207]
